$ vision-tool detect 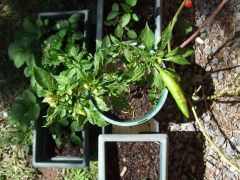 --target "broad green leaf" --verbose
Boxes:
[34,67,57,89]
[121,13,131,27]
[69,13,80,23]
[120,3,131,12]
[94,50,104,74]
[107,11,118,21]
[163,55,191,65]
[95,96,110,111]
[158,23,172,50]
[132,13,139,21]
[84,107,108,127]
[56,20,69,29]
[70,132,82,145]
[70,121,83,132]
[49,124,62,138]
[139,24,155,50]
[8,90,40,132]
[102,35,111,48]
[58,117,69,127]
[124,49,133,62]
[127,29,137,39]
[8,43,30,68]
[110,34,120,45]
[115,24,123,38]
[112,3,119,11]
[125,0,137,6]
[153,69,164,89]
